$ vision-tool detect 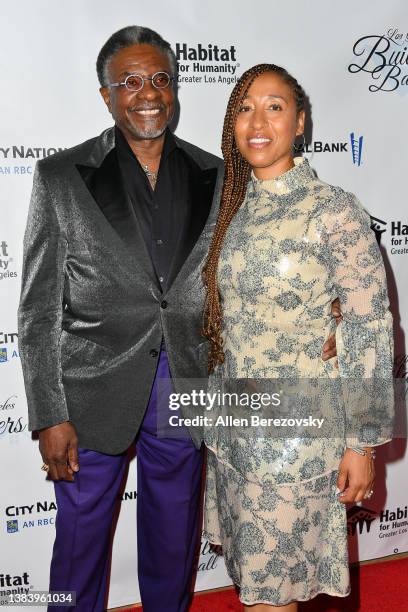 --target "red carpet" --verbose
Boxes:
[123,556,408,611]
[191,557,408,611]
